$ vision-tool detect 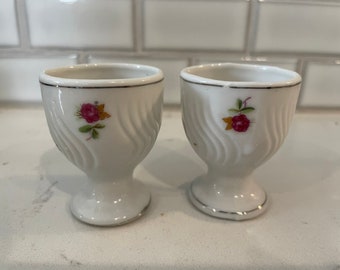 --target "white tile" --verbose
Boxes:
[196,57,297,71]
[0,0,19,46]
[255,1,340,54]
[300,61,340,108]
[0,56,77,102]
[26,0,133,48]
[144,0,248,50]
[89,56,188,104]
